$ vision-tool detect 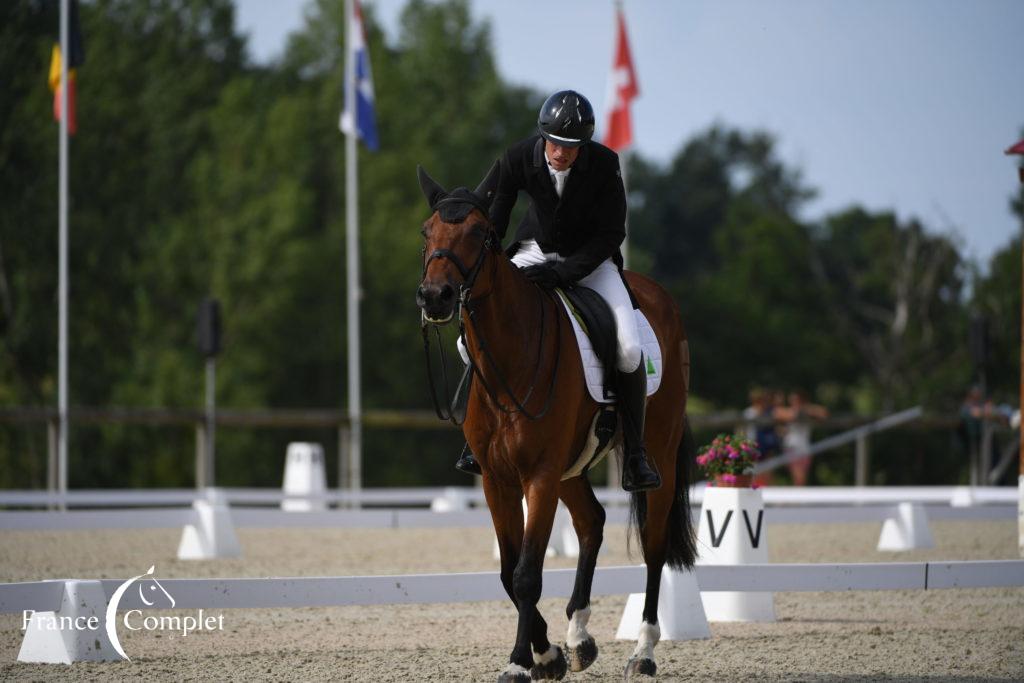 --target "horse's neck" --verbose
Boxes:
[462,254,554,396]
